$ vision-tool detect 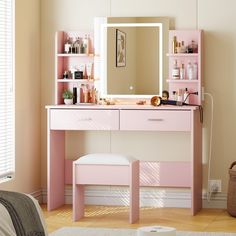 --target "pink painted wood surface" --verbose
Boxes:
[65,159,73,184]
[50,109,119,130]
[74,165,130,185]
[191,109,202,215]
[130,160,140,223]
[168,30,202,105]
[140,161,191,187]
[73,160,139,223]
[47,129,65,210]
[65,160,190,187]
[73,162,85,221]
[120,110,191,131]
